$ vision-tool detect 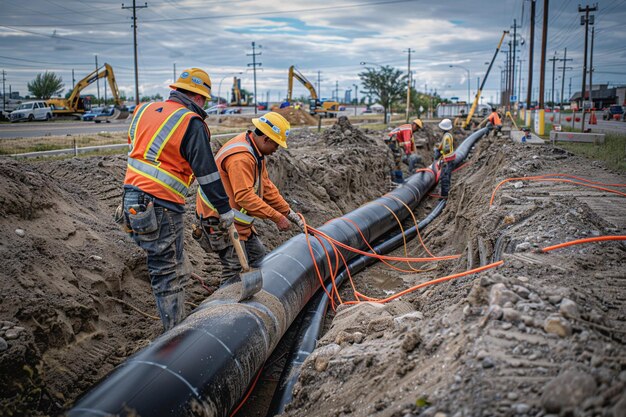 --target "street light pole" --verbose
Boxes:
[353,84,358,116]
[449,64,471,105]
